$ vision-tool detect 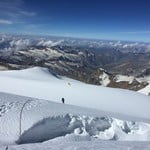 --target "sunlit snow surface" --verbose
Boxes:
[0,67,149,120]
[0,67,150,149]
[0,92,150,145]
